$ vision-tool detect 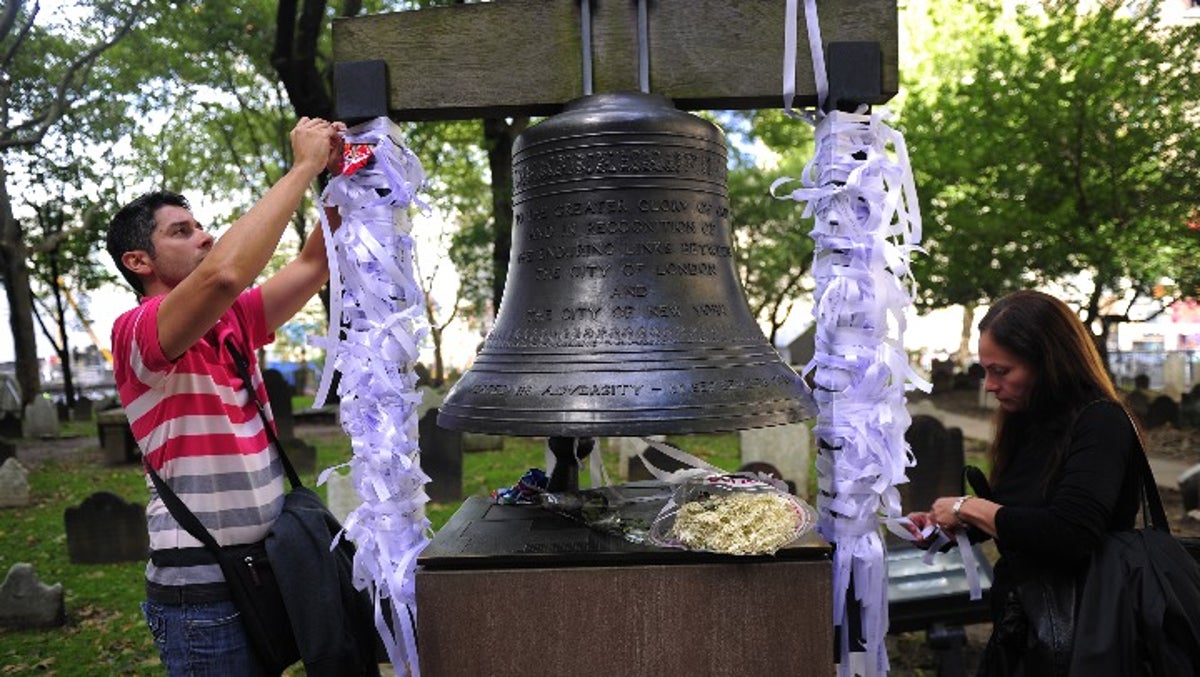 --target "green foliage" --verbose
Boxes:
[405,119,494,327]
[900,4,1200,330]
[724,110,817,343]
